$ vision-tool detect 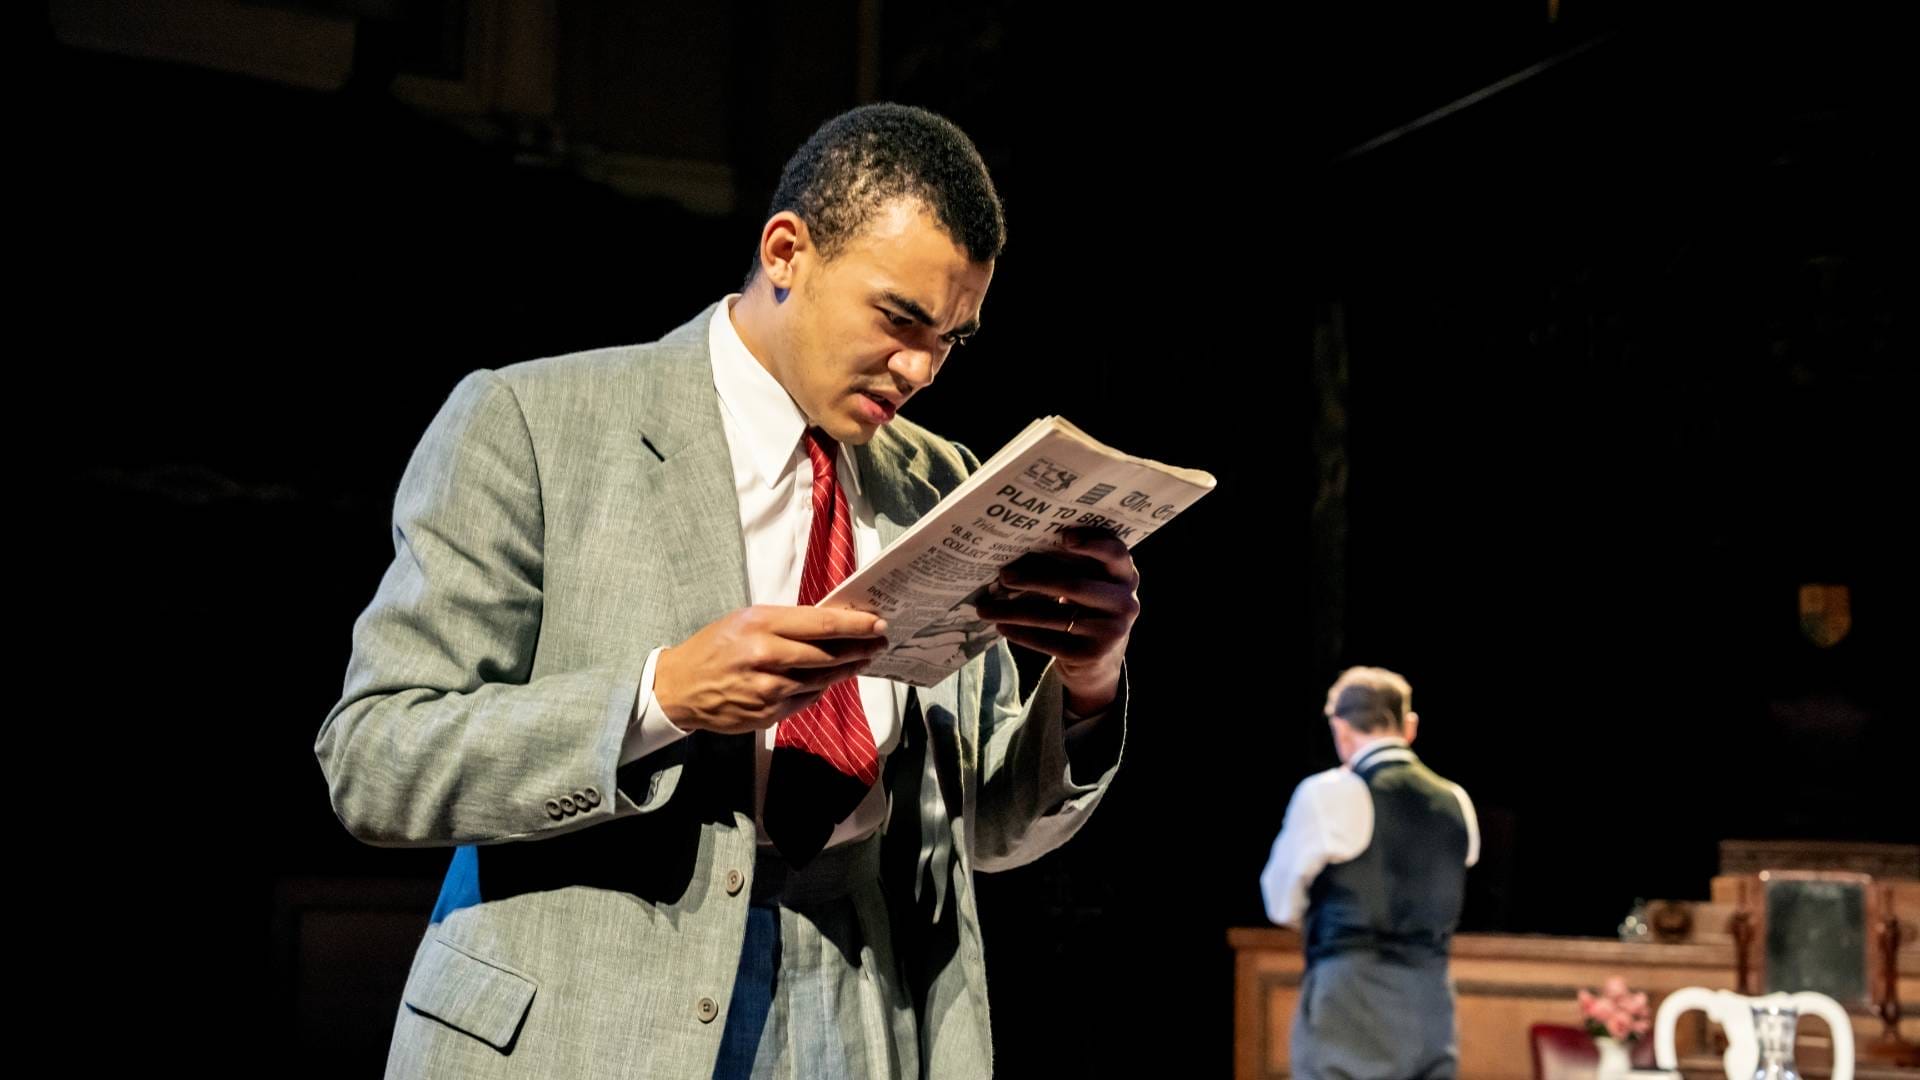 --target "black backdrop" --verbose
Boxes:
[36,3,1910,1074]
